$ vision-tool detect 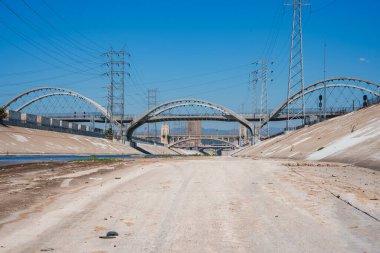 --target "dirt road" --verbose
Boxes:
[0,157,379,252]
